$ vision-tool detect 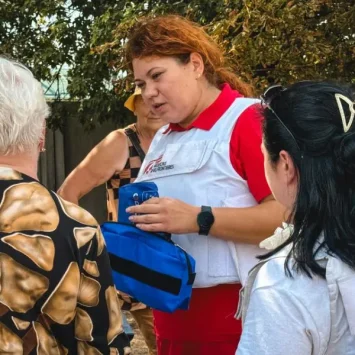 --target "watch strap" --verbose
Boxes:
[198,205,214,235]
[201,205,211,213]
